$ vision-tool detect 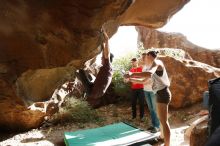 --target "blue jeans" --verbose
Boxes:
[144,91,160,128]
[203,91,209,109]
